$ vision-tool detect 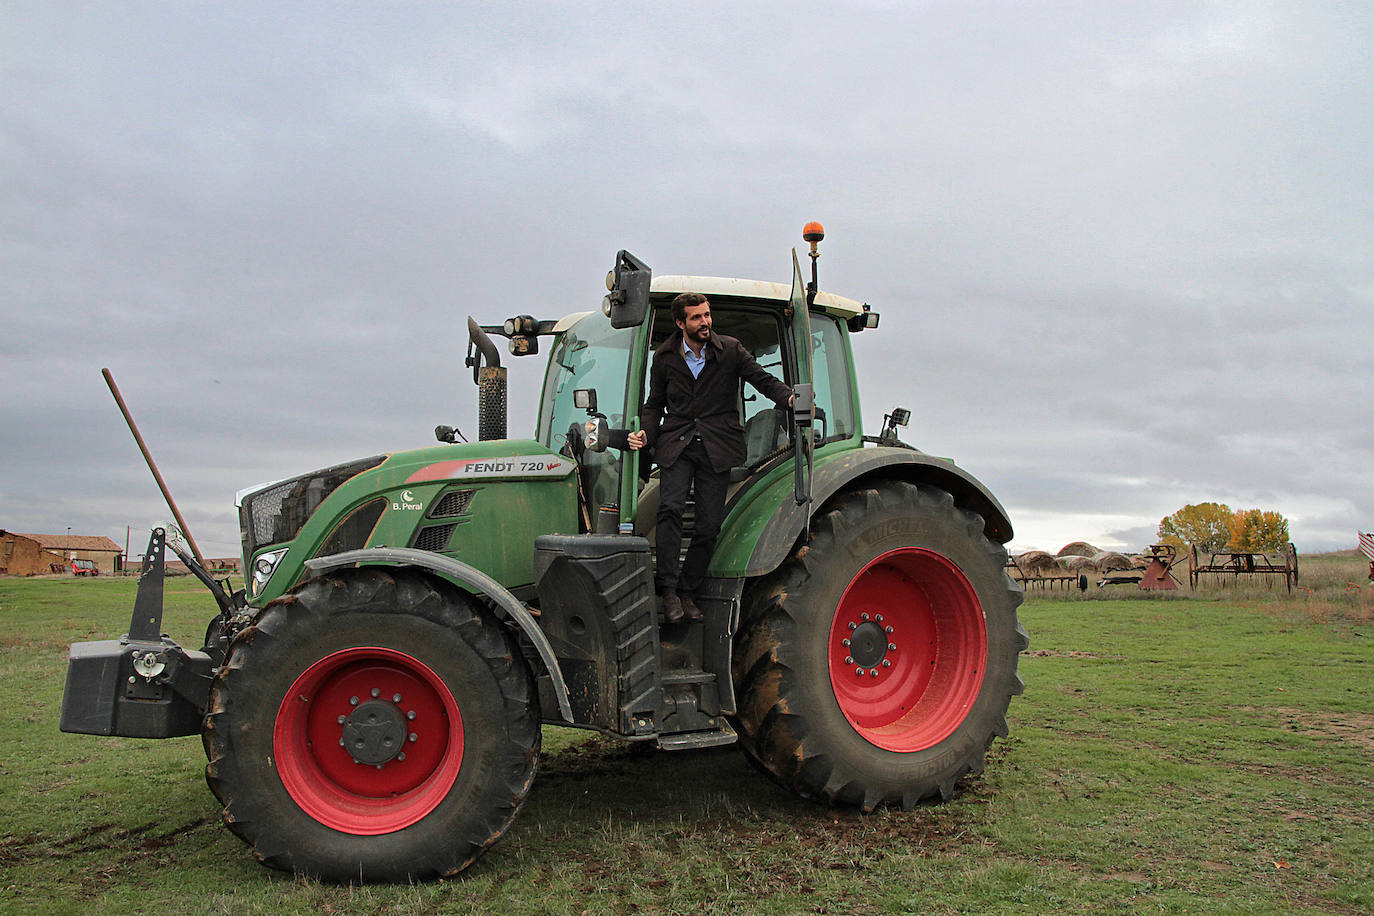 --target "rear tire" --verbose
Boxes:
[203,568,539,881]
[732,481,1026,810]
